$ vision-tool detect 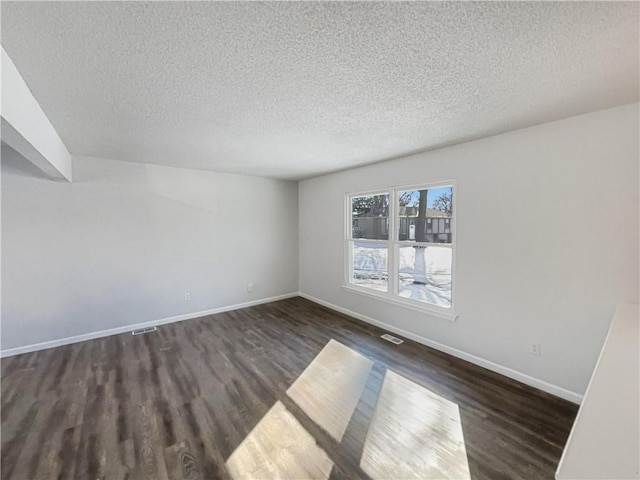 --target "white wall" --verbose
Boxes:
[299,103,639,400]
[1,151,298,351]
